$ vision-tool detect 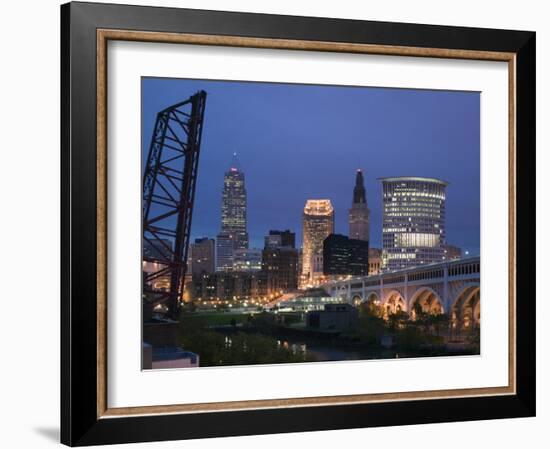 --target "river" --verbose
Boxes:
[275,335,414,362]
